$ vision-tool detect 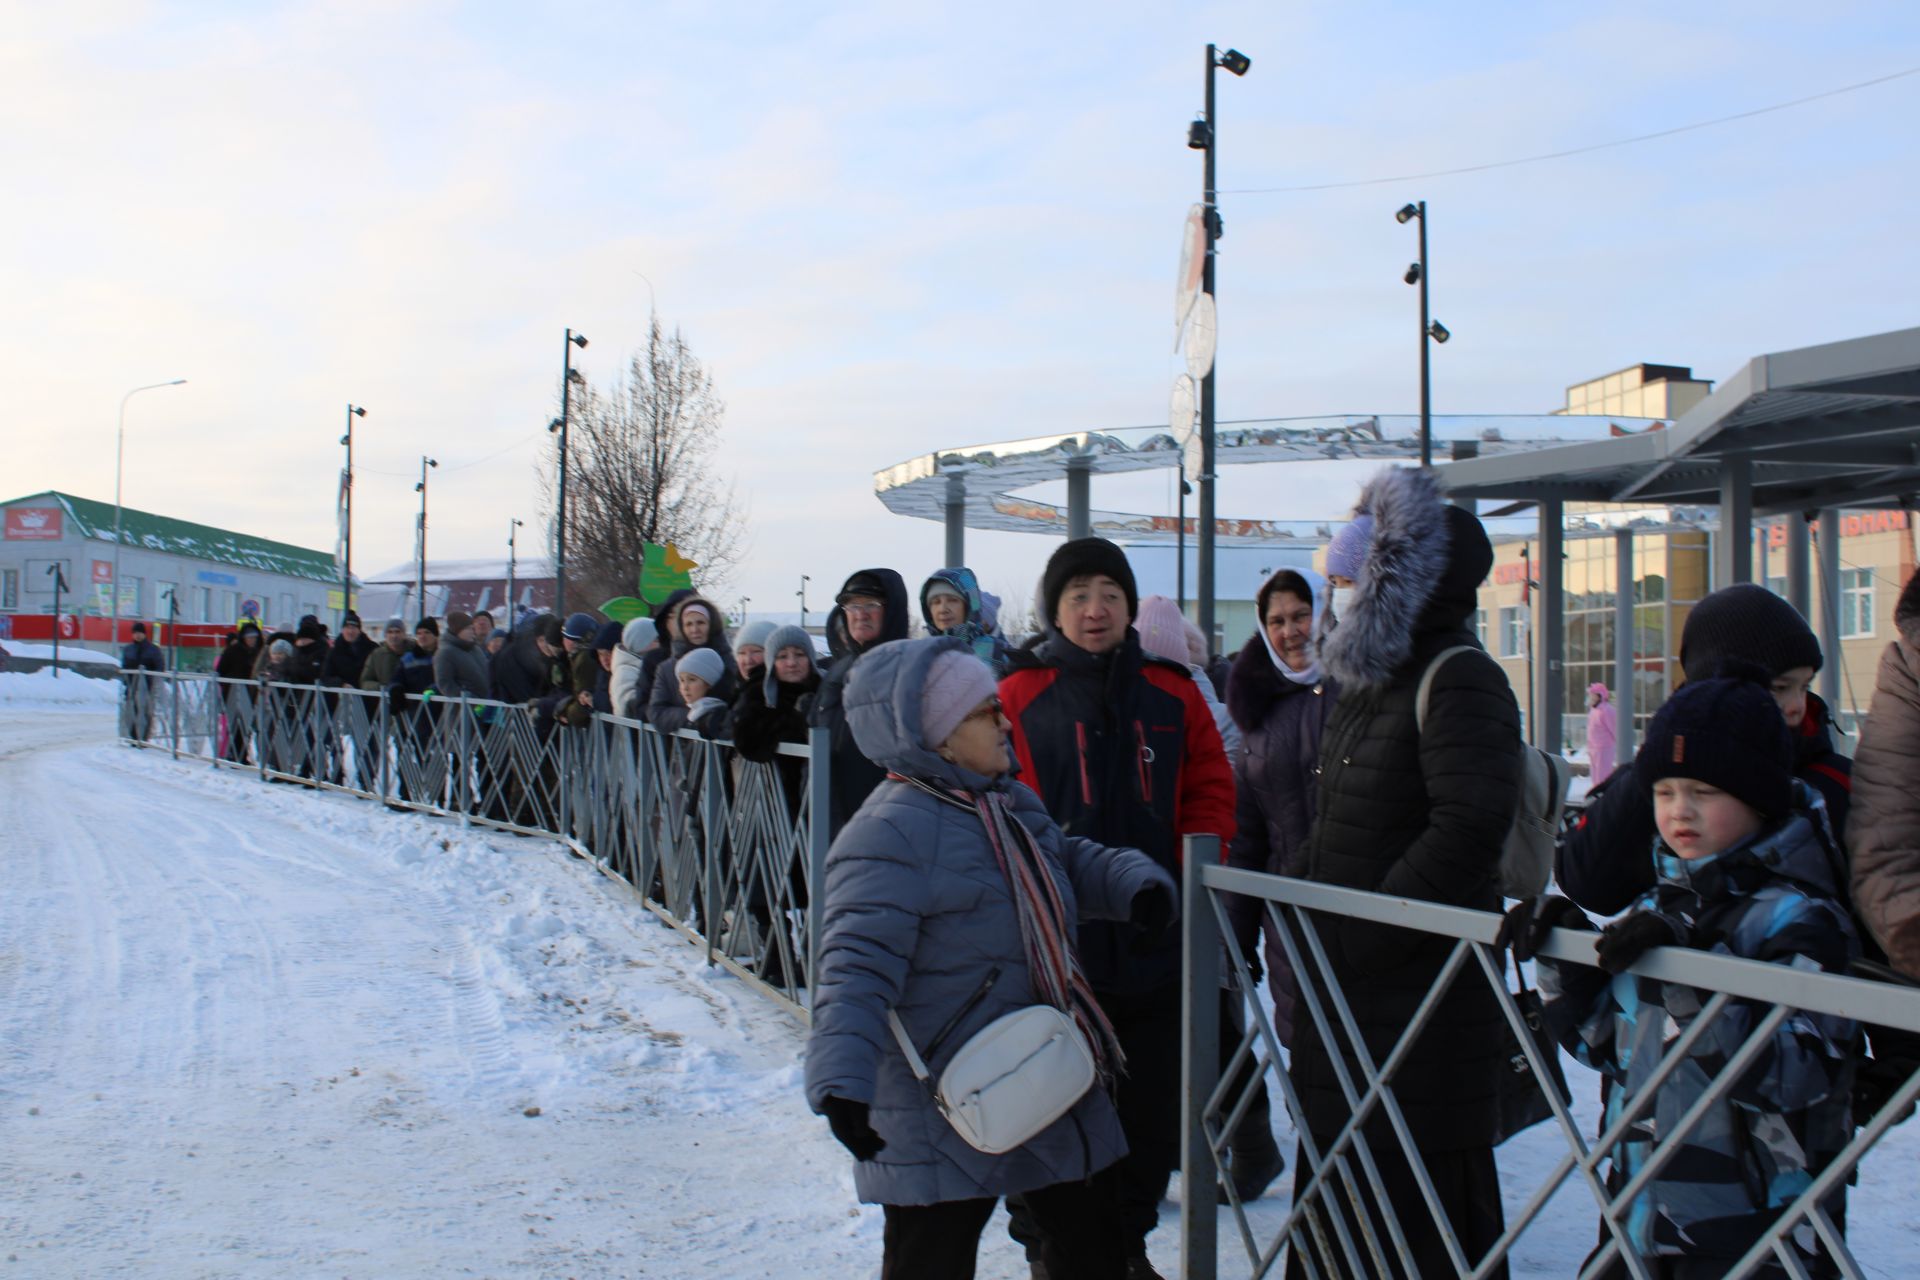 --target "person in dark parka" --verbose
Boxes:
[805,636,1178,1280]
[637,587,698,716]
[645,596,737,734]
[1288,465,1522,1280]
[432,610,493,700]
[120,622,166,742]
[997,537,1236,1271]
[1225,568,1340,1050]
[321,612,375,689]
[807,568,911,837]
[215,621,264,761]
[1558,582,1852,918]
